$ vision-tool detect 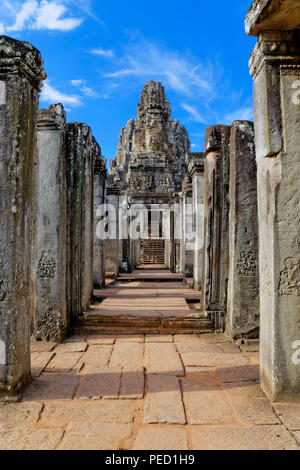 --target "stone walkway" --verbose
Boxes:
[1,277,300,450]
